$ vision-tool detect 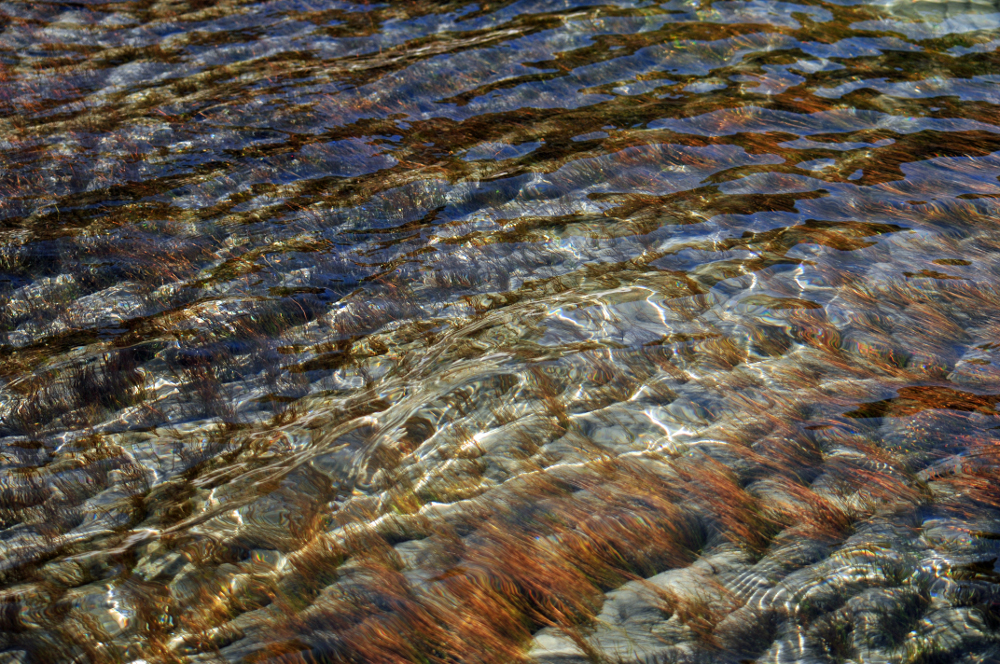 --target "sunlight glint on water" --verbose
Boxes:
[2,0,1000,661]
